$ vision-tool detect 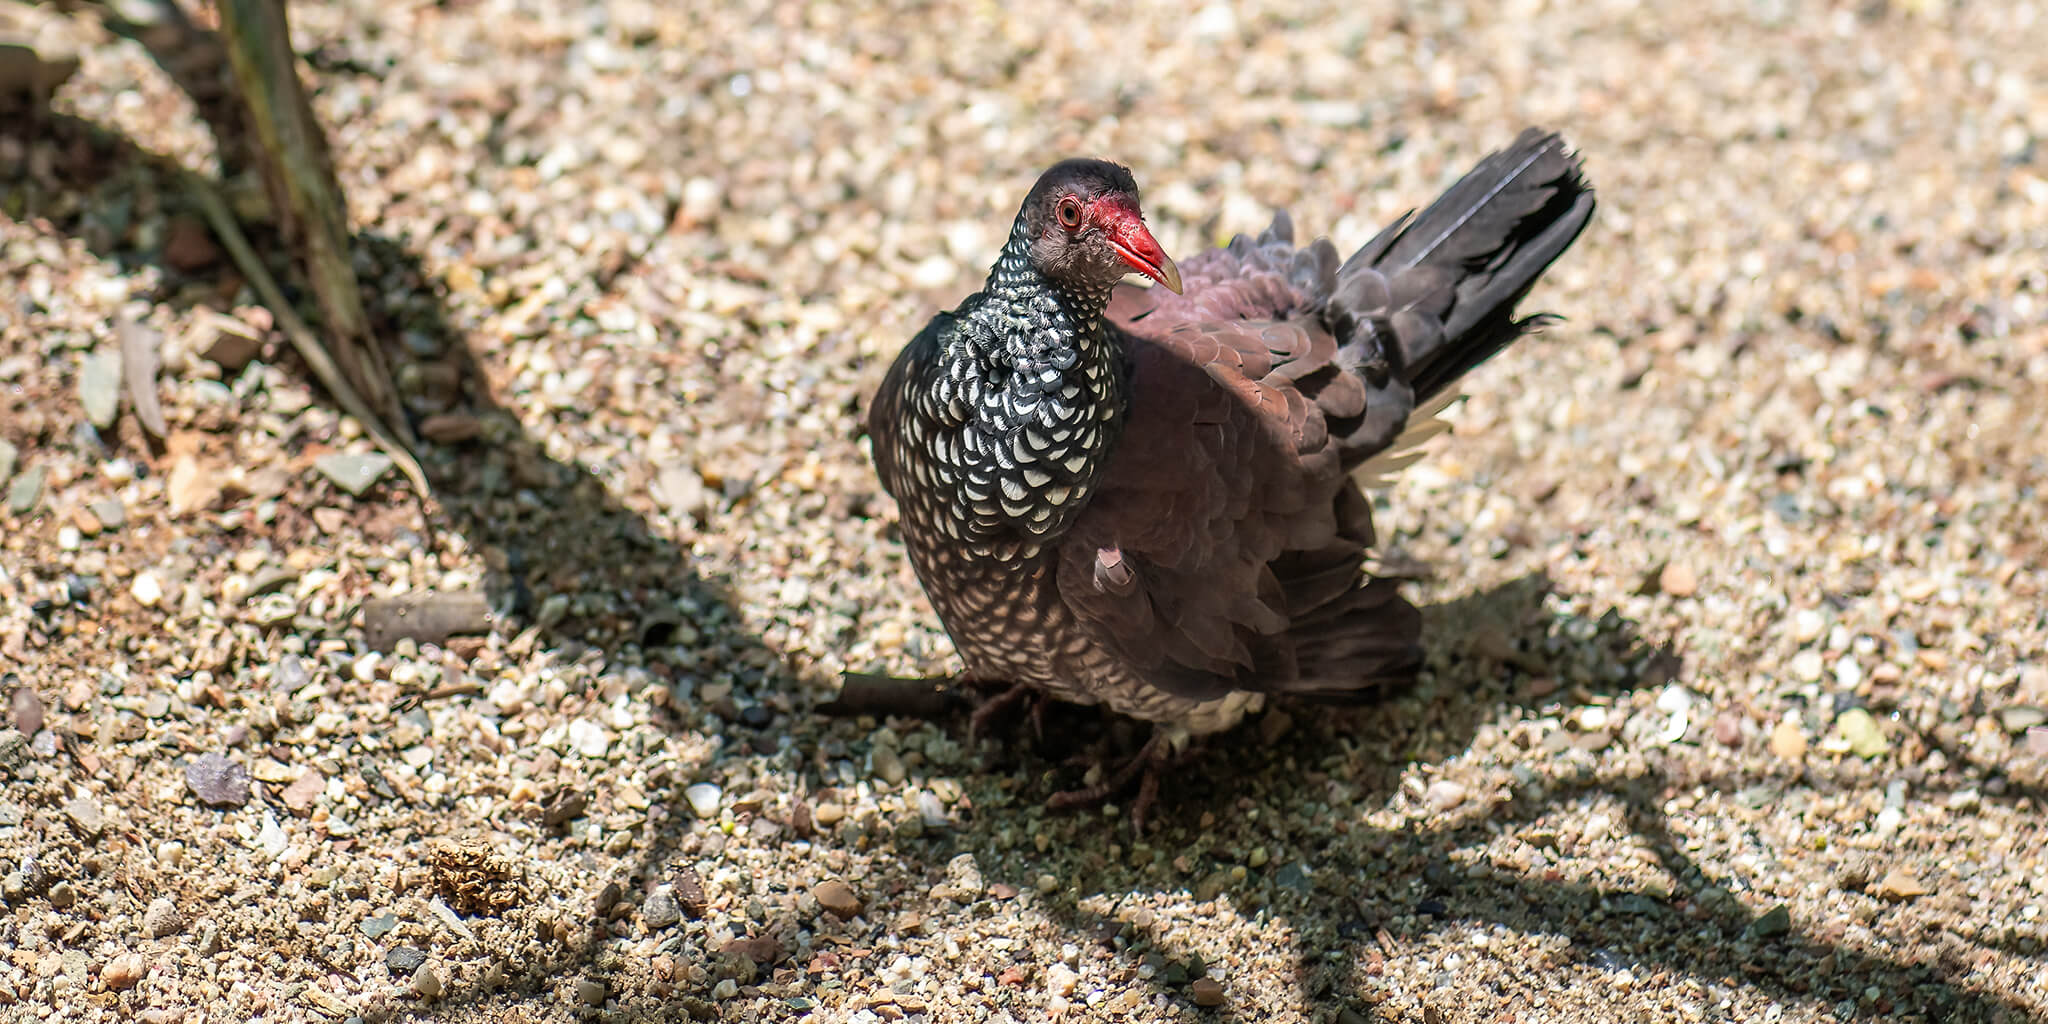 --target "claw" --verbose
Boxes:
[968,681,1049,744]
[1044,729,1192,835]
